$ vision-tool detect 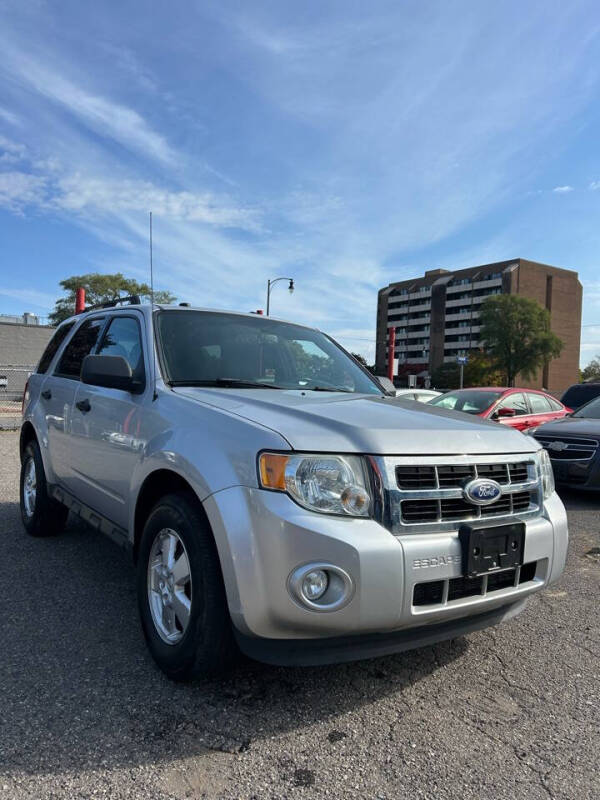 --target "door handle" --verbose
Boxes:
[76,398,91,413]
[41,390,52,400]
